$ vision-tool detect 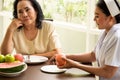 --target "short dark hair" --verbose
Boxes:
[96,0,120,23]
[13,0,44,29]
